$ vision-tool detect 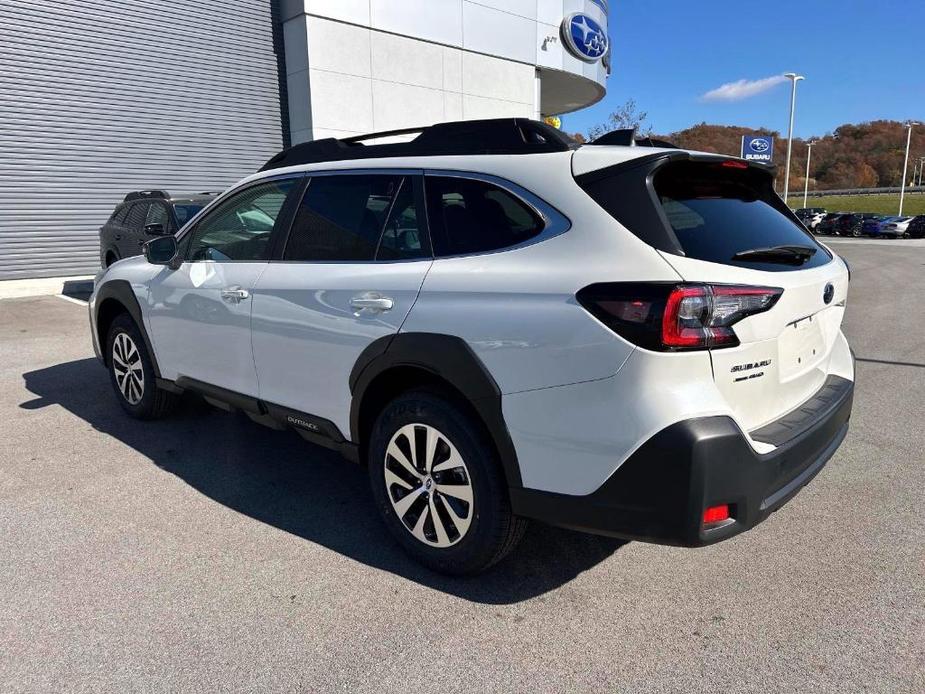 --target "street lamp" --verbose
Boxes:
[898,120,919,216]
[803,140,817,209]
[918,156,925,187]
[782,72,805,205]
